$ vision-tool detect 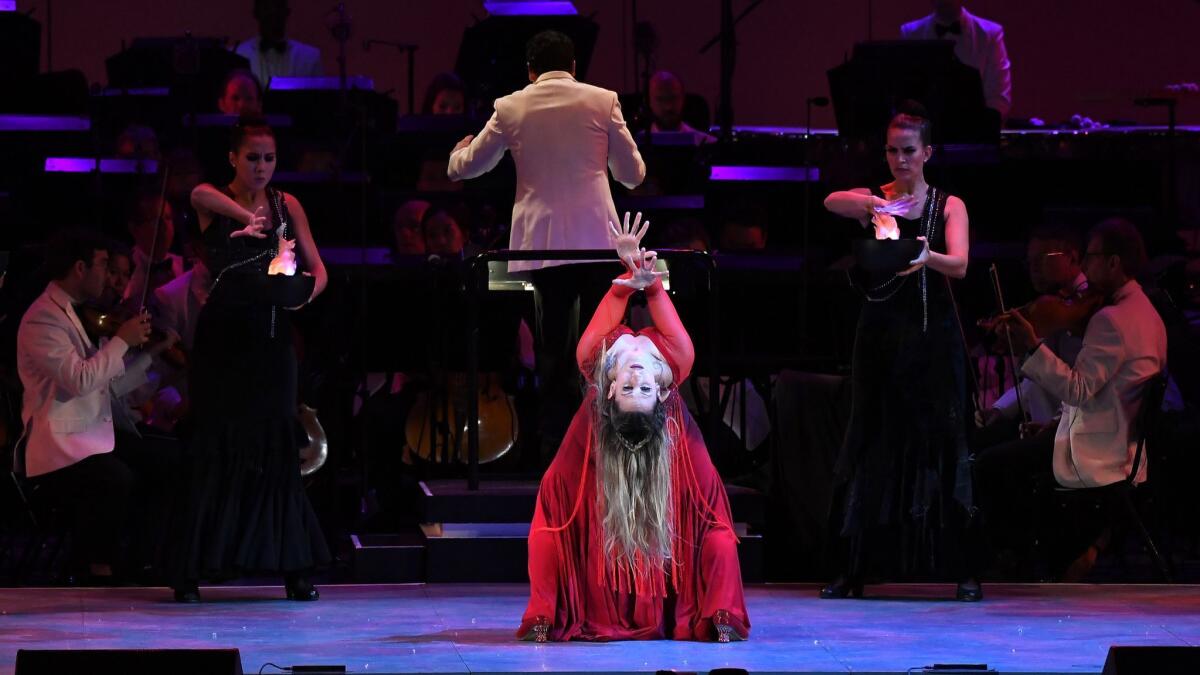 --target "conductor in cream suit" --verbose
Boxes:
[448,30,646,460]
